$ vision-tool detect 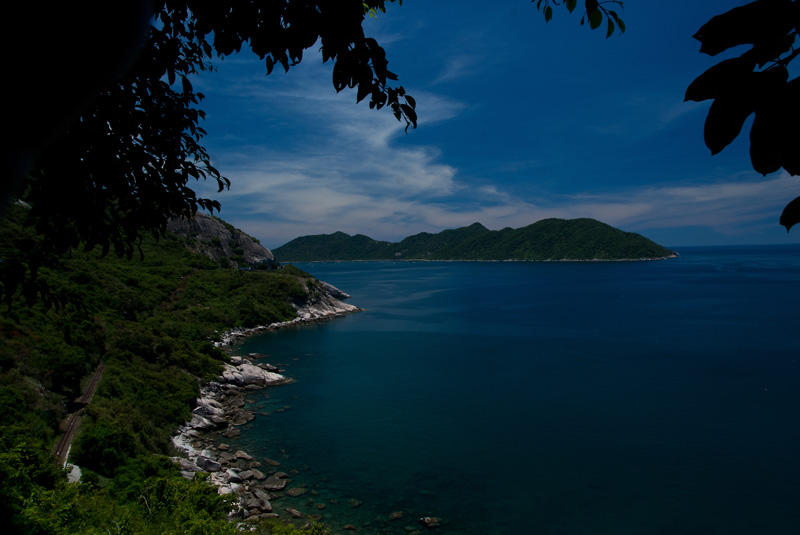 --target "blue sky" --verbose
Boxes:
[190,0,800,249]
